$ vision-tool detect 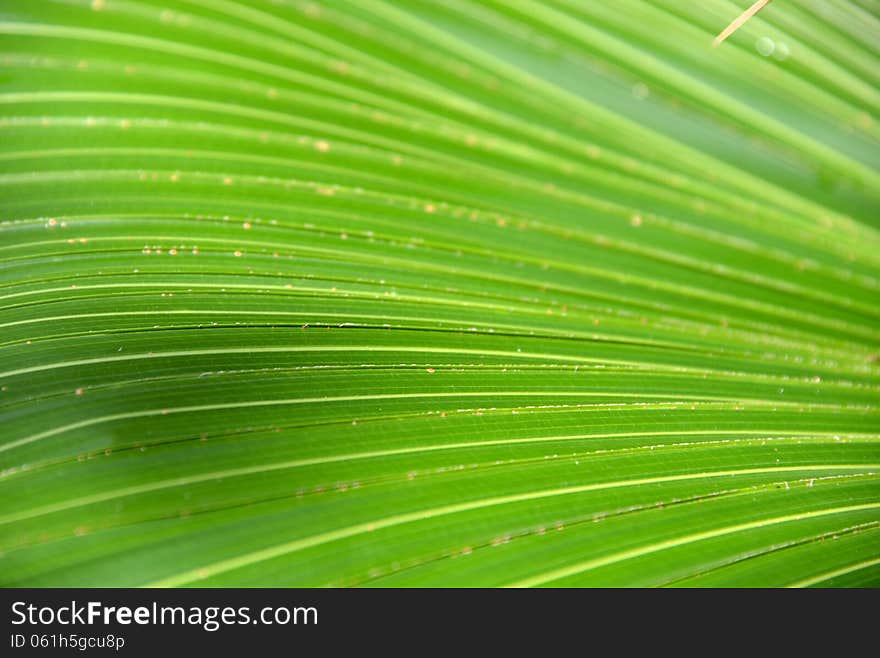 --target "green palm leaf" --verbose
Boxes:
[1,0,878,587]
